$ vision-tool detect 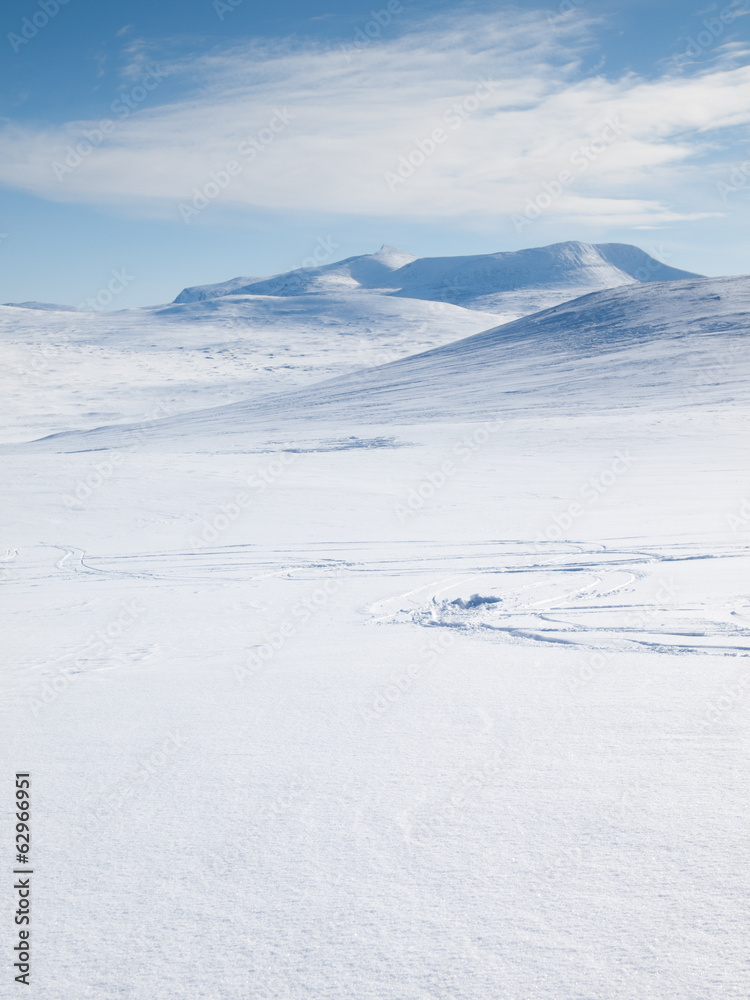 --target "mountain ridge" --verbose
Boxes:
[12,273,747,453]
[173,240,702,315]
